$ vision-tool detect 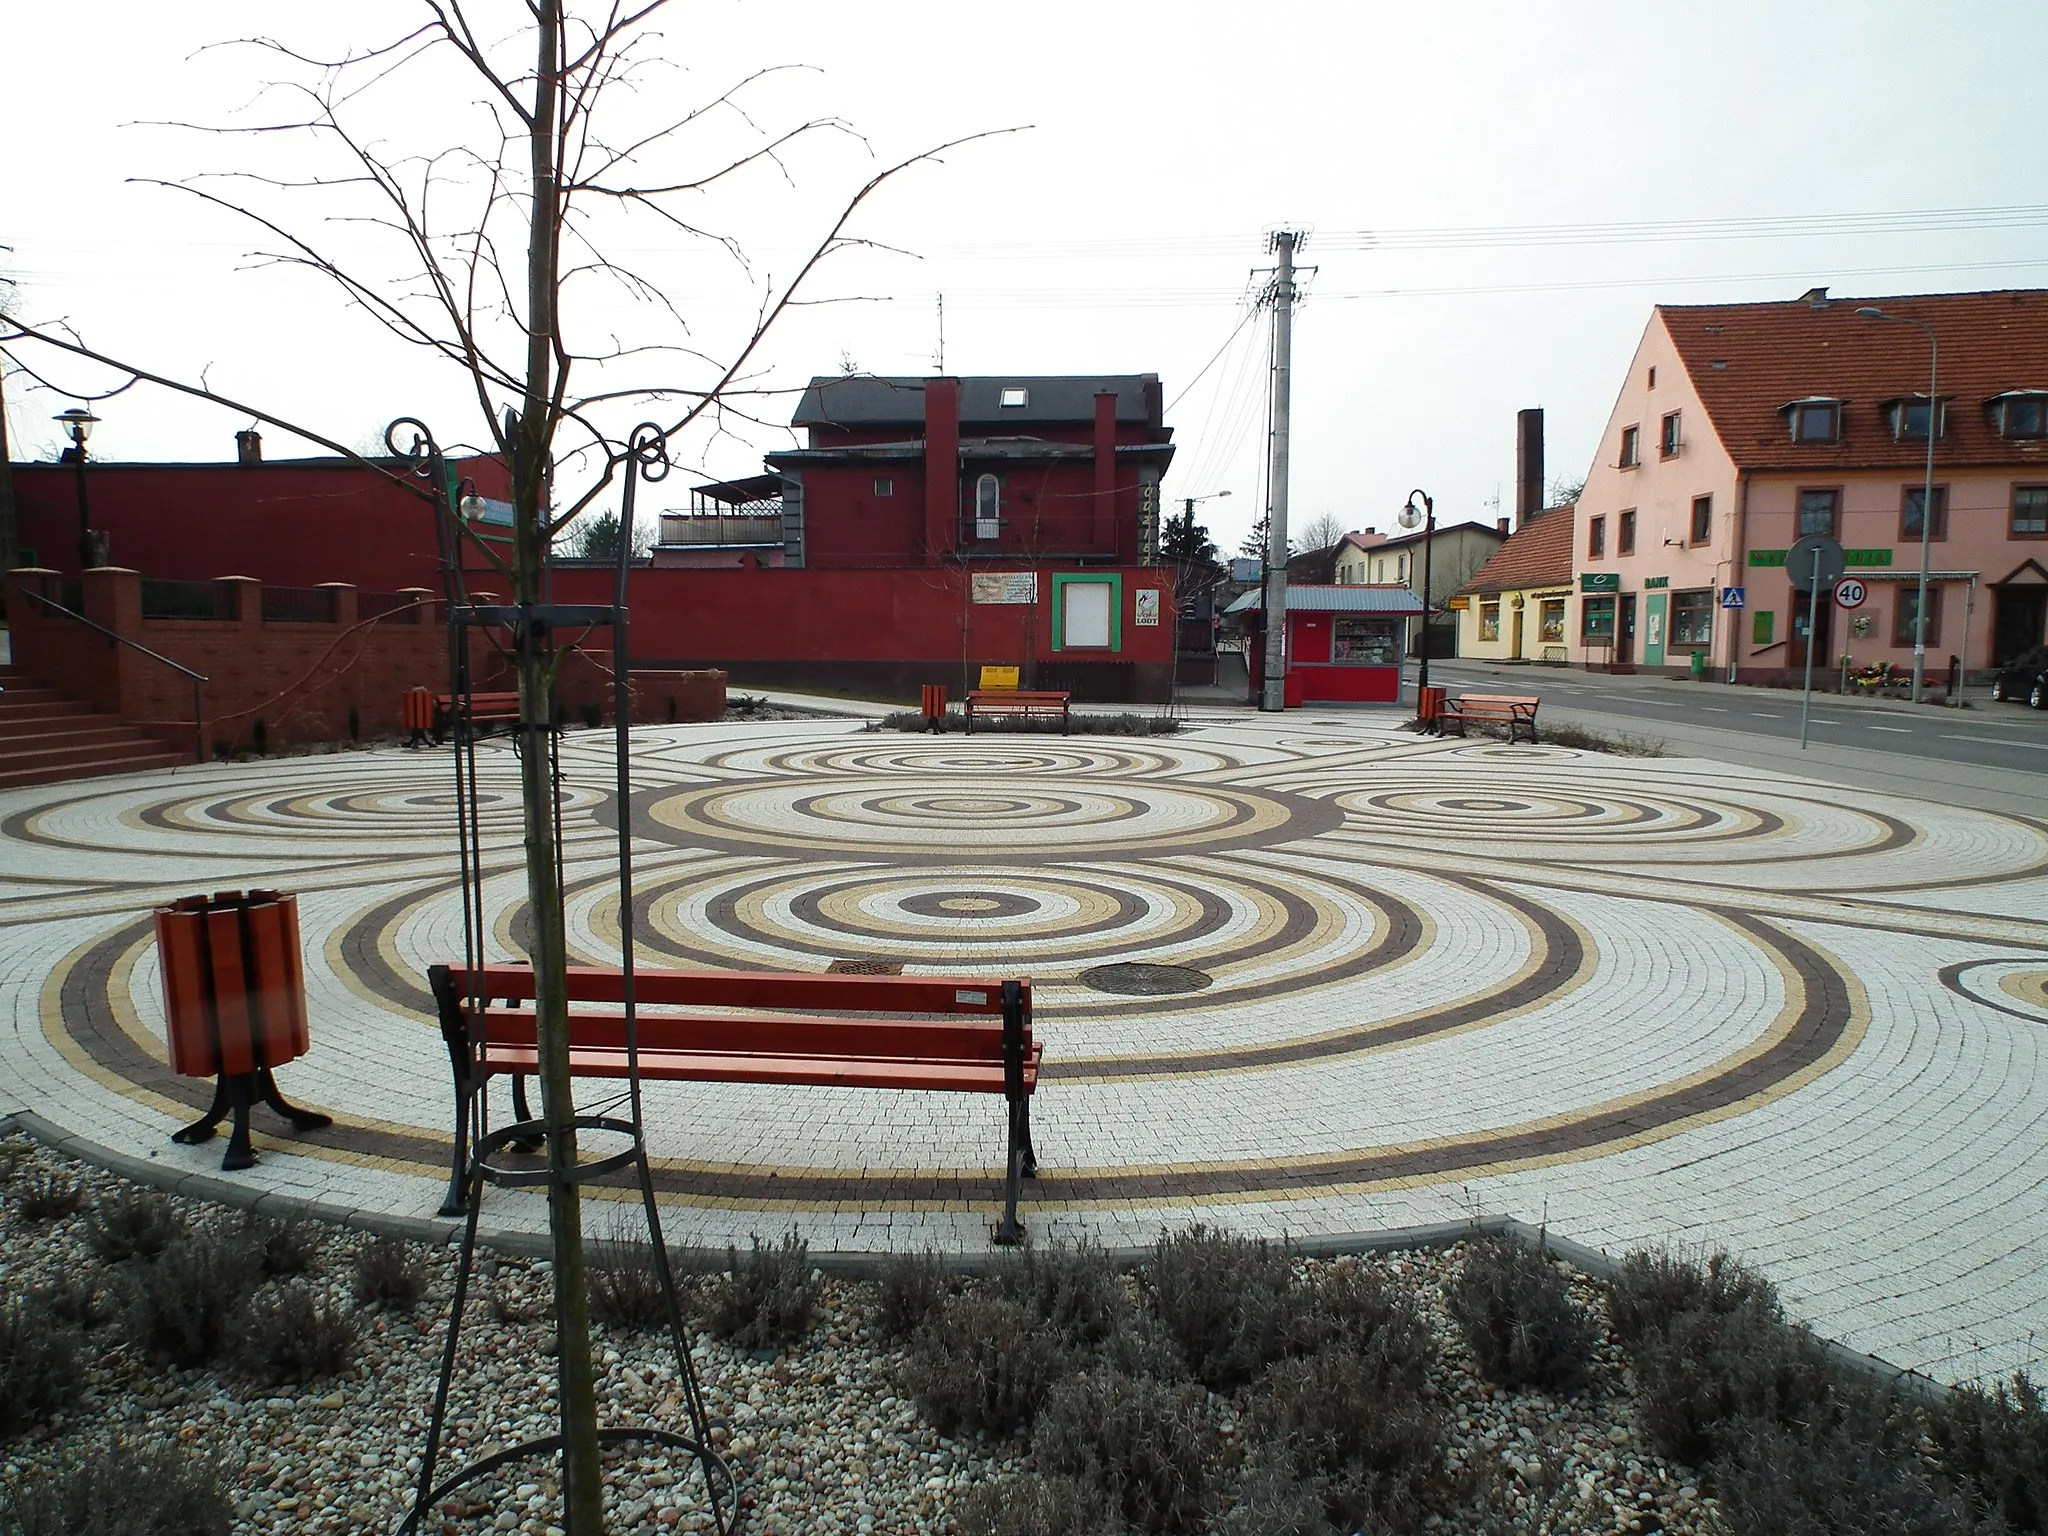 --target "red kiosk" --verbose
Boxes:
[1229,585,1425,706]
